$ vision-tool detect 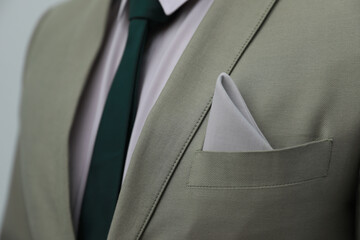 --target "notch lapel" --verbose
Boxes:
[20,0,116,239]
[108,0,278,239]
